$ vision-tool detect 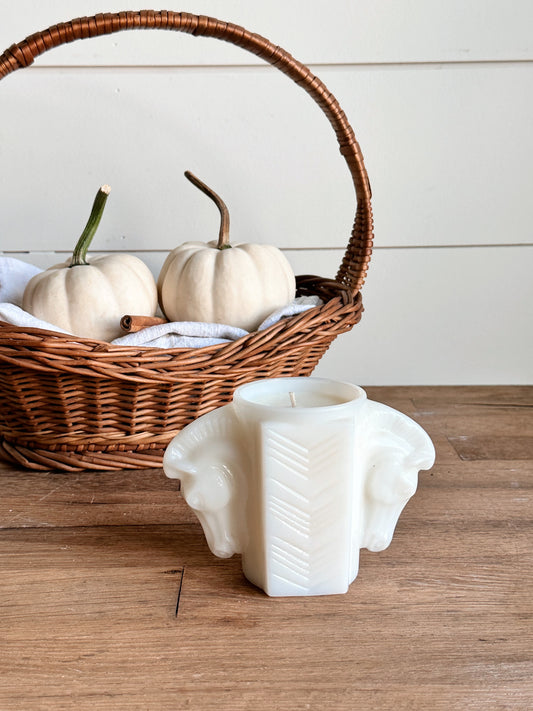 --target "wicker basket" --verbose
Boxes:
[0,11,373,472]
